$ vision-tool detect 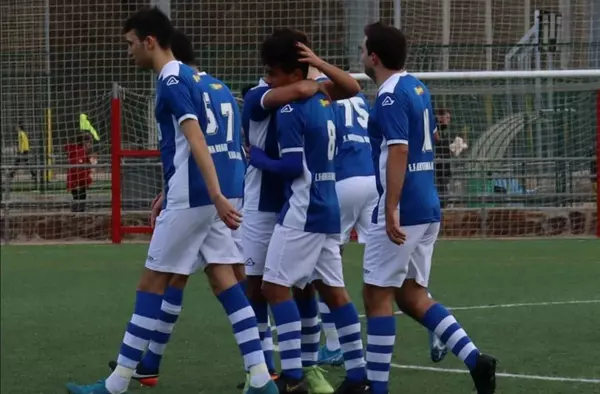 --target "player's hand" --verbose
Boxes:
[150,191,164,228]
[213,193,242,230]
[297,42,325,68]
[385,207,406,245]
